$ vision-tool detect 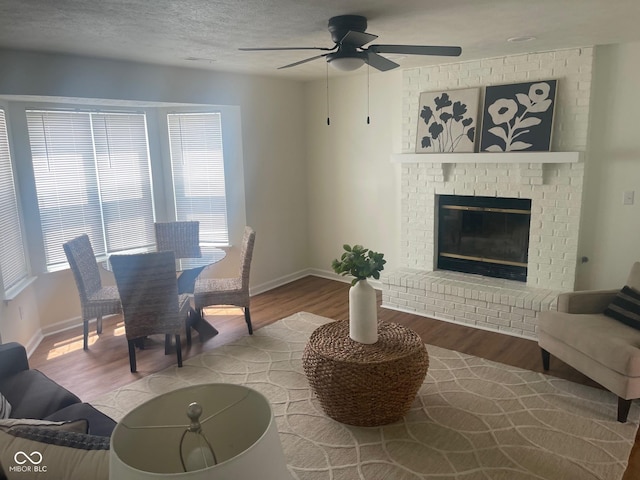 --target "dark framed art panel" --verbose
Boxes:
[480,79,558,152]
